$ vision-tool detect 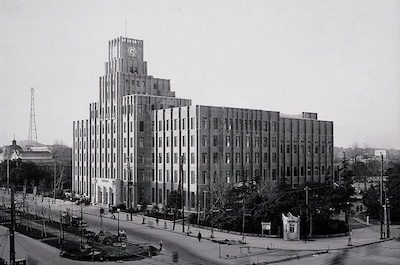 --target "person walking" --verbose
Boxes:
[156,217,159,226]
[197,231,202,242]
[159,240,163,251]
